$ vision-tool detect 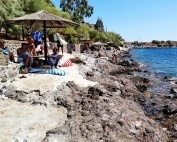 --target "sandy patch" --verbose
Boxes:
[11,53,97,93]
[0,99,67,142]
